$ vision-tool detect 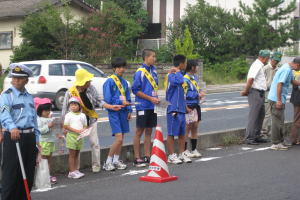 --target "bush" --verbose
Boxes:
[155,45,173,63]
[203,58,248,84]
